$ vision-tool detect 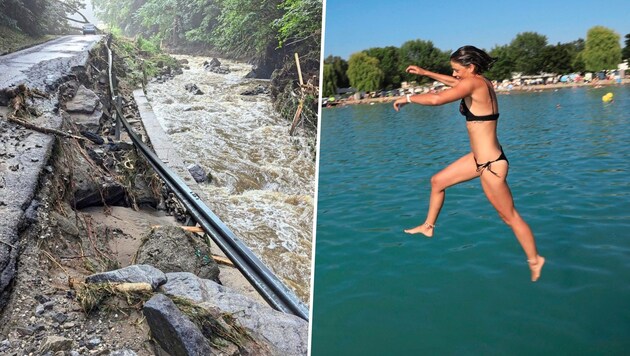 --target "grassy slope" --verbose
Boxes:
[0,25,56,55]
